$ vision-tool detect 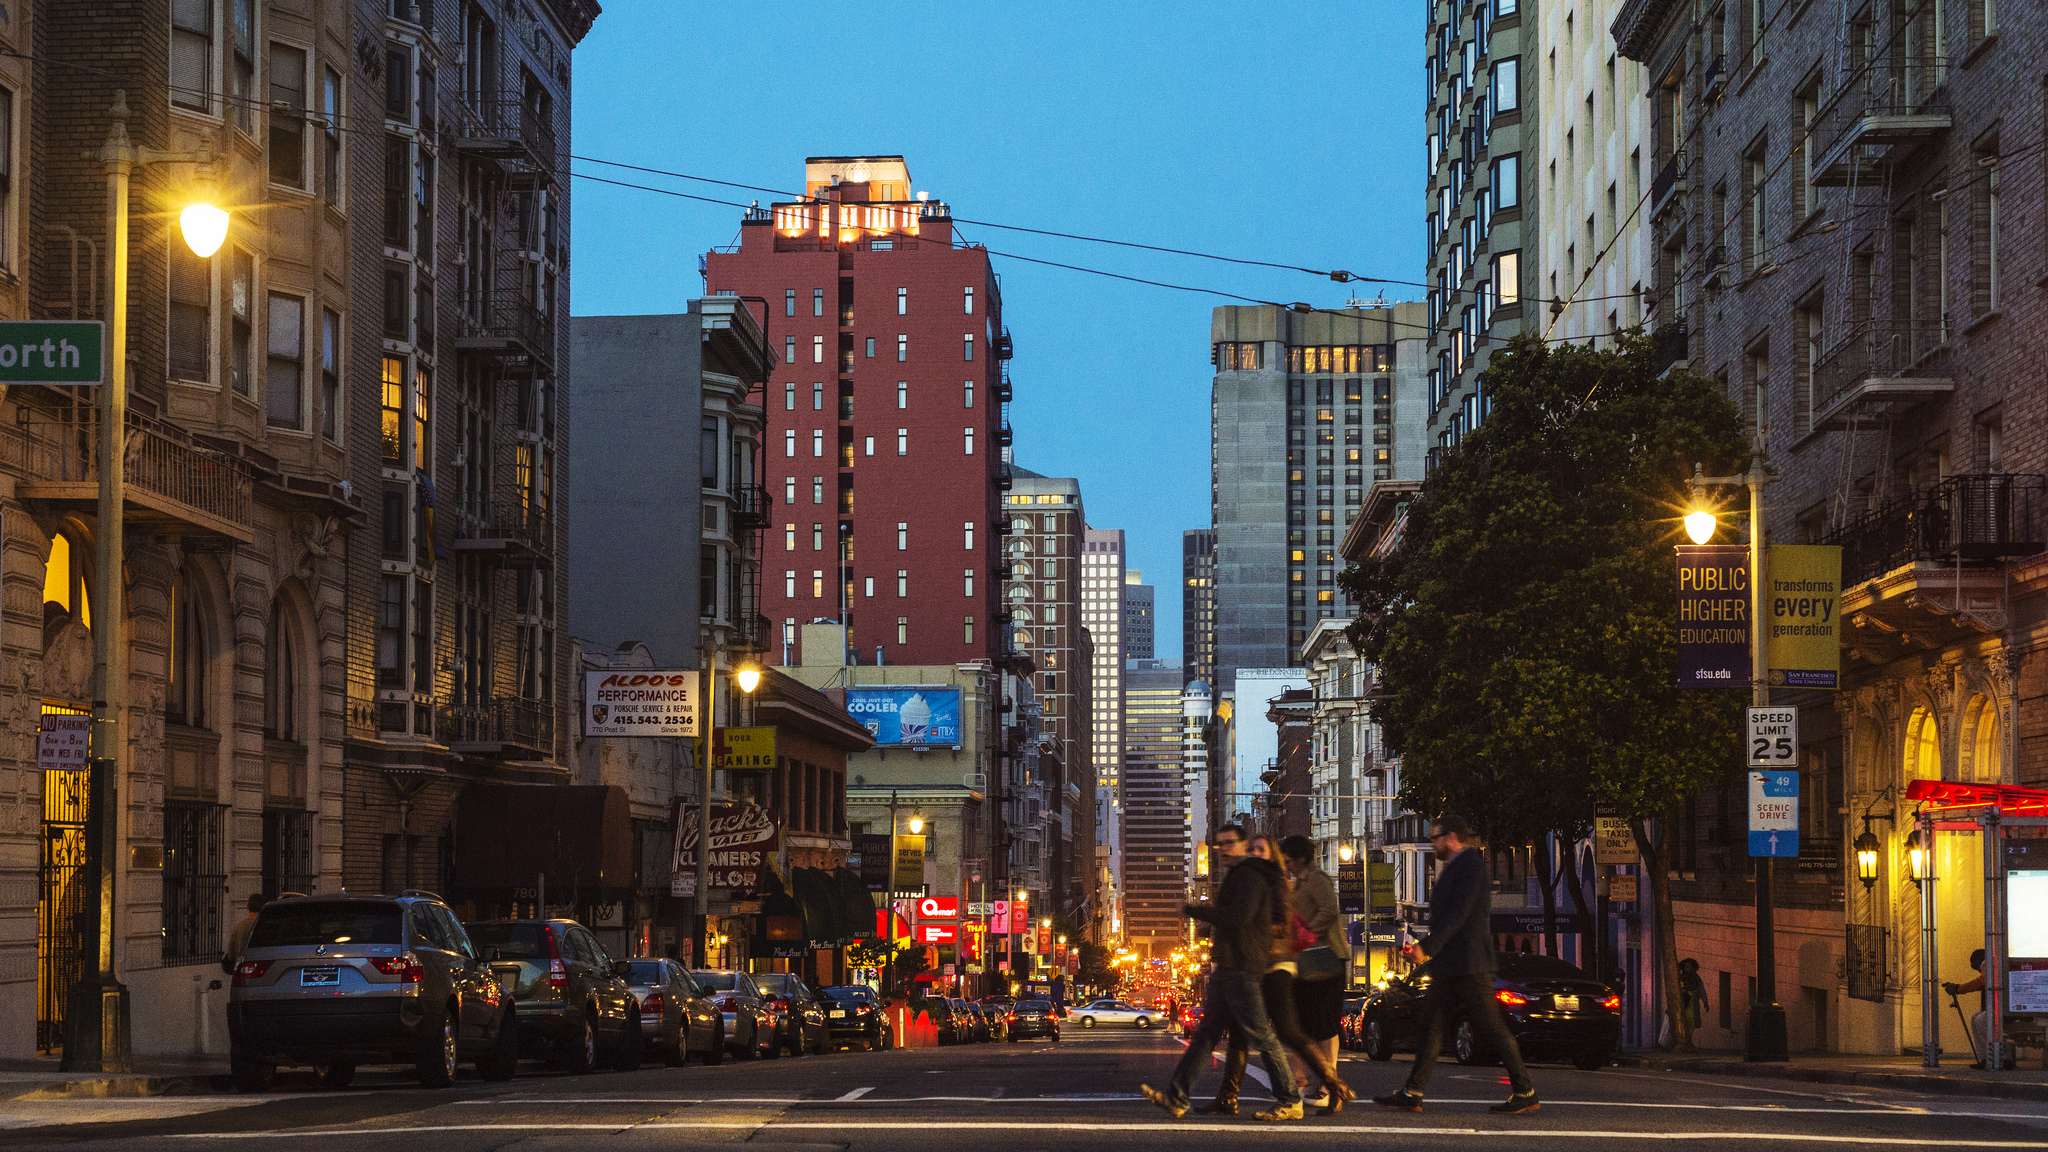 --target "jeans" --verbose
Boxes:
[1407,971,1533,1096]
[1166,969,1301,1106]
[1215,970,1347,1097]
